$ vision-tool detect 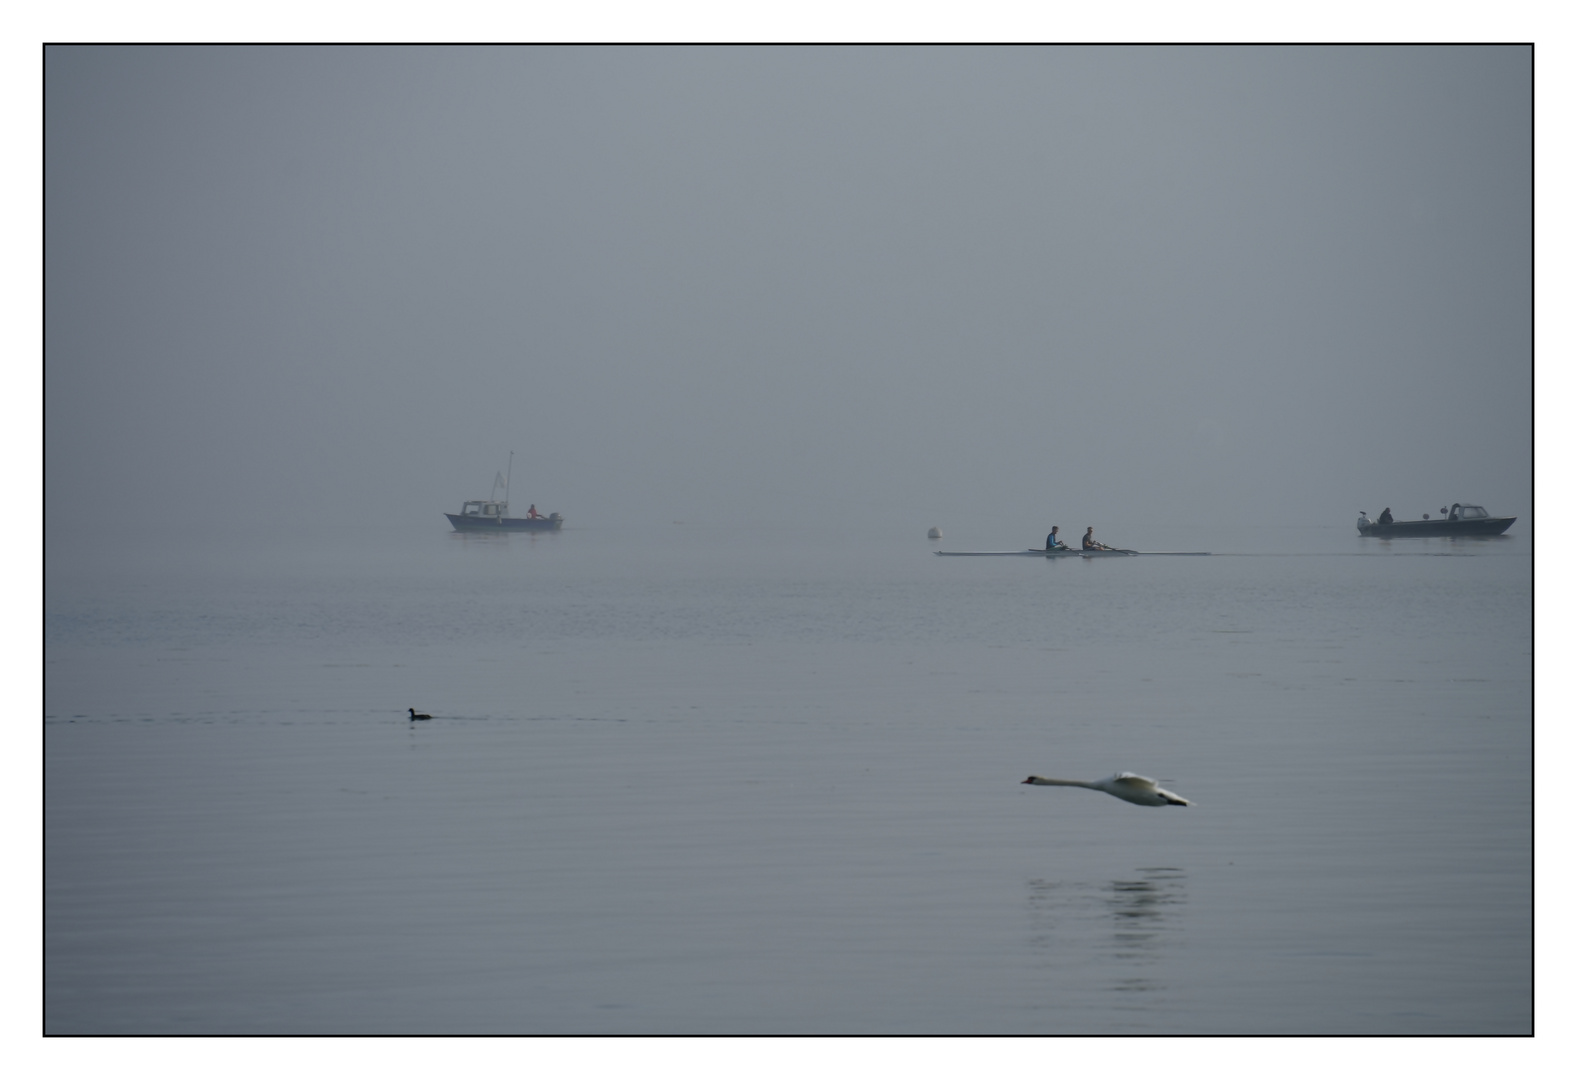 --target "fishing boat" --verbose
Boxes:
[446,501,563,532]
[1356,503,1514,538]
[444,452,564,533]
